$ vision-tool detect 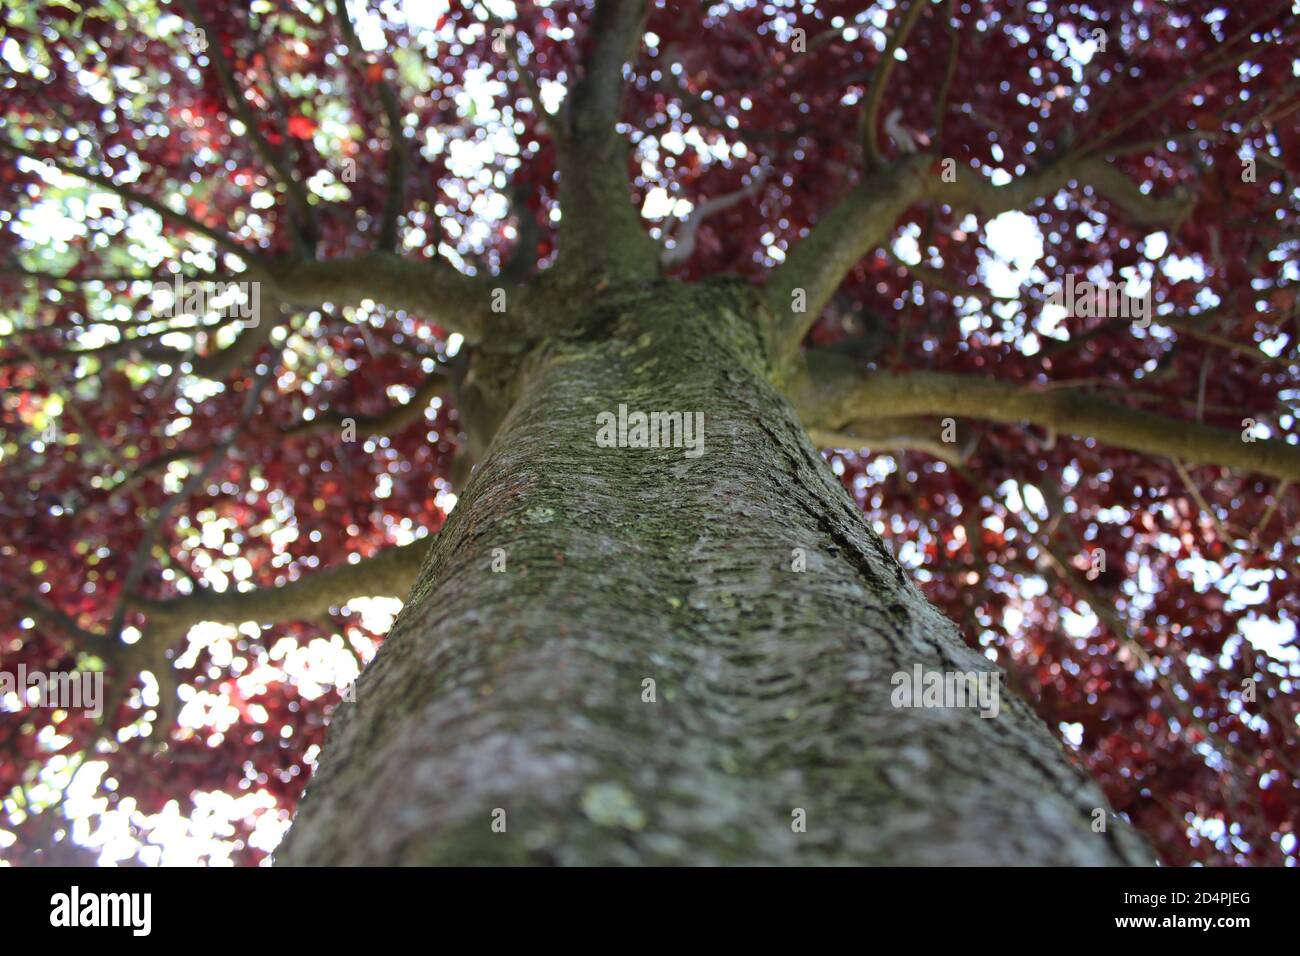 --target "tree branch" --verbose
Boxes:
[763,155,931,372]
[1152,311,1288,367]
[123,367,447,482]
[7,299,280,380]
[885,247,1021,303]
[487,13,546,121]
[566,0,647,138]
[20,597,119,662]
[8,147,517,344]
[281,369,447,439]
[764,151,1191,374]
[0,141,253,259]
[928,155,1192,226]
[791,353,1300,482]
[87,536,431,732]
[106,354,280,645]
[177,0,319,252]
[931,0,960,148]
[861,0,931,167]
[661,165,769,269]
[259,252,517,343]
[499,182,541,283]
[128,538,429,645]
[331,0,408,251]
[806,416,972,465]
[552,0,660,282]
[2,264,217,286]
